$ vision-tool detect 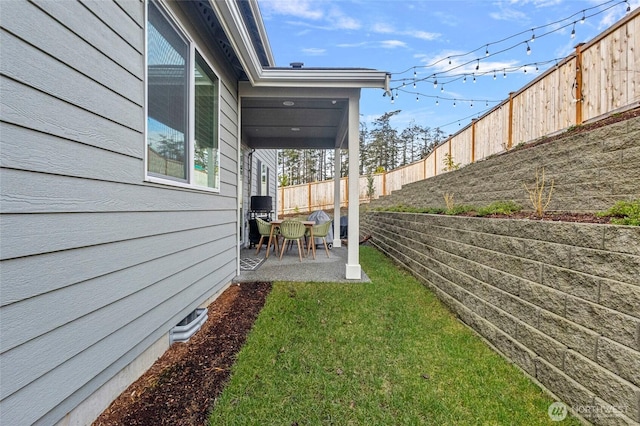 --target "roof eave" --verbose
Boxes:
[210,1,389,90]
